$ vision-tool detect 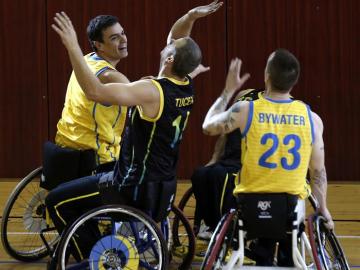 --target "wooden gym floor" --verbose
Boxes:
[0,180,359,269]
